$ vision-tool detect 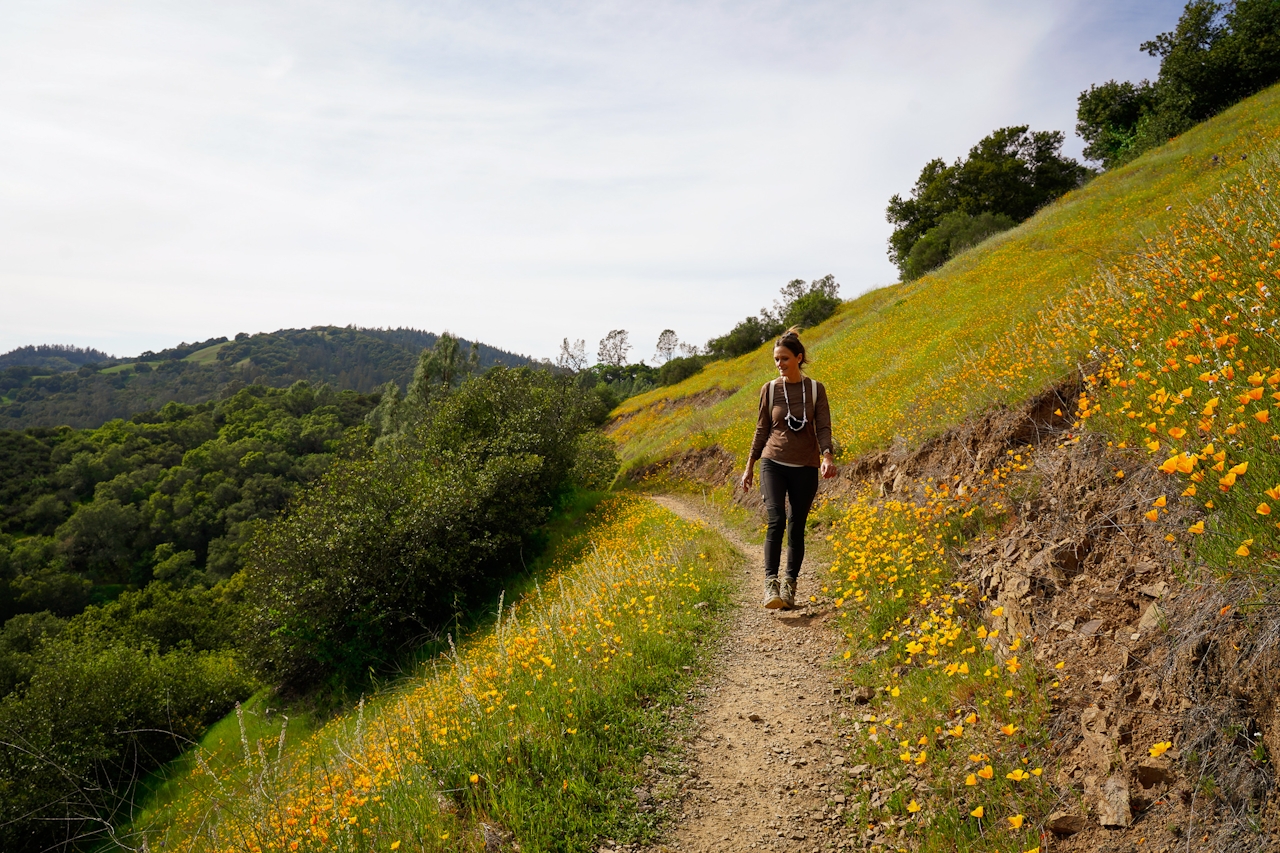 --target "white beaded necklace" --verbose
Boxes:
[781,377,807,432]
